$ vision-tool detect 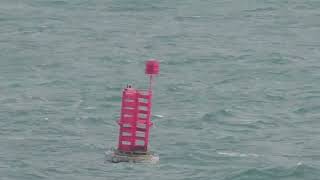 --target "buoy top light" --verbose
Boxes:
[145,59,159,75]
